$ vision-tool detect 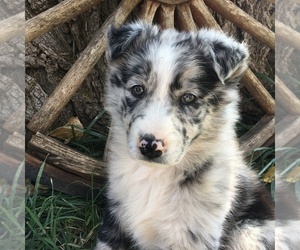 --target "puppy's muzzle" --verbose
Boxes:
[139,134,164,159]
